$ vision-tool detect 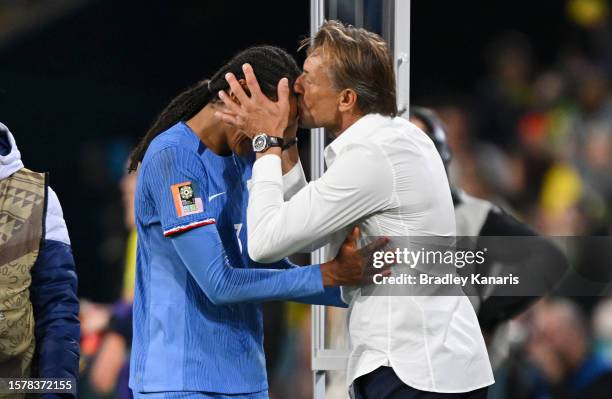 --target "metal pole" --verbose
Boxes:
[310,3,326,399]
[354,0,364,28]
[308,1,411,398]
[394,0,410,114]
